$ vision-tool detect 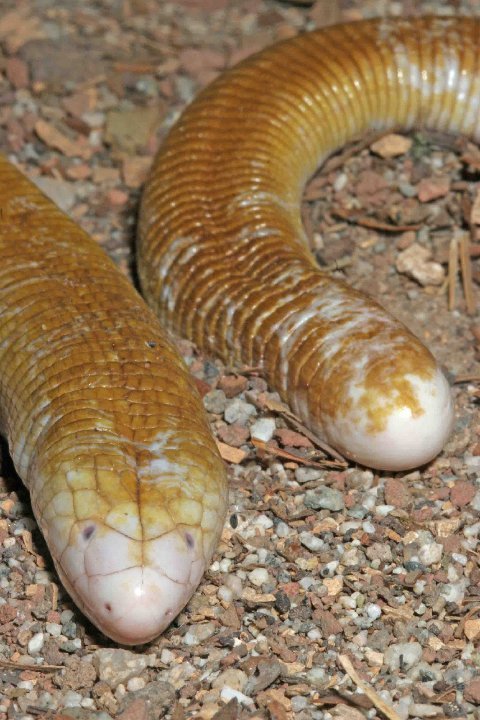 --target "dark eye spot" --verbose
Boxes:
[230,514,238,529]
[146,340,156,348]
[185,532,195,549]
[82,525,96,541]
